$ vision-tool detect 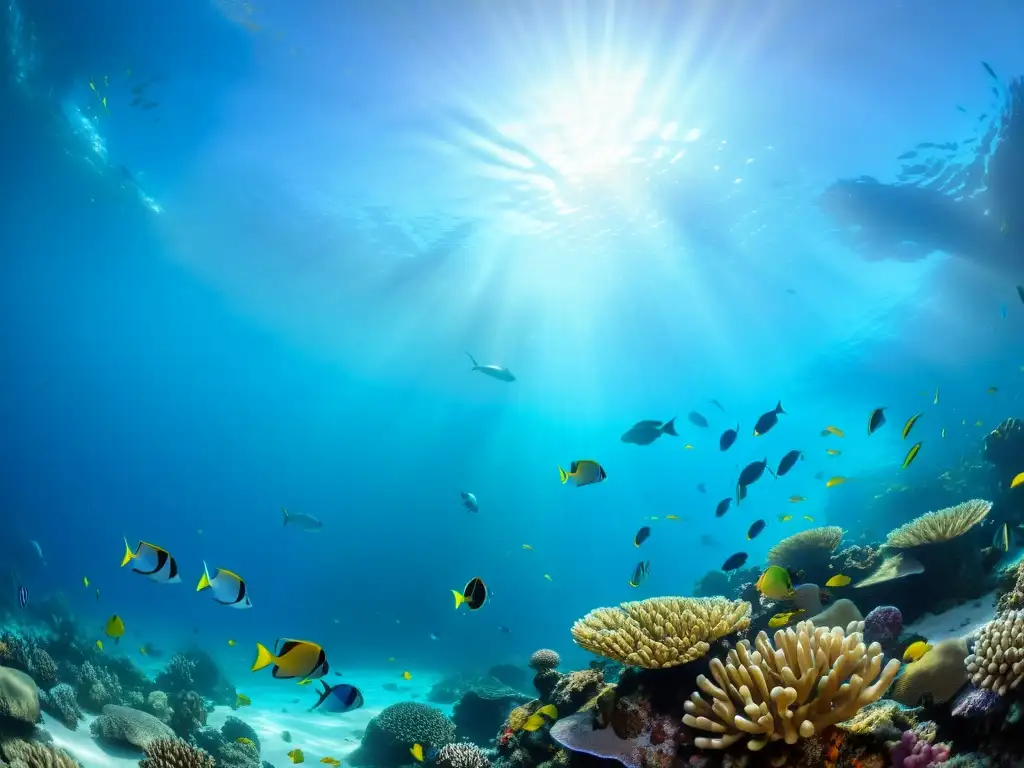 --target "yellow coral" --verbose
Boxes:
[885,499,992,549]
[767,527,843,568]
[0,740,79,768]
[682,621,900,750]
[890,638,968,705]
[570,596,750,669]
[139,738,215,768]
[507,705,531,732]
